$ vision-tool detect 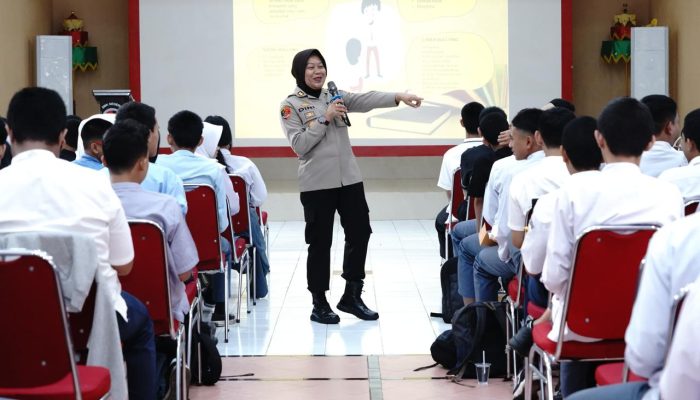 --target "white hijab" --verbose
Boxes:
[195,122,223,159]
[76,113,116,157]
